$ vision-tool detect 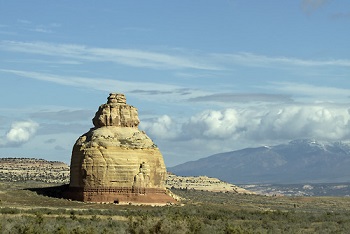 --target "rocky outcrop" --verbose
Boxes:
[166,174,254,194]
[67,93,175,204]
